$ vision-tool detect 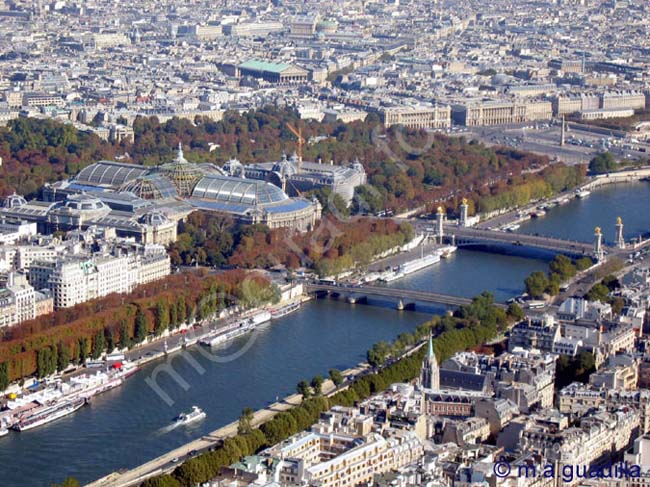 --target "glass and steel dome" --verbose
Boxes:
[63,194,107,211]
[192,175,289,206]
[156,144,203,197]
[75,161,149,188]
[3,193,27,208]
[119,175,178,200]
[138,210,170,226]
[223,158,245,178]
[271,154,298,177]
[351,158,364,173]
